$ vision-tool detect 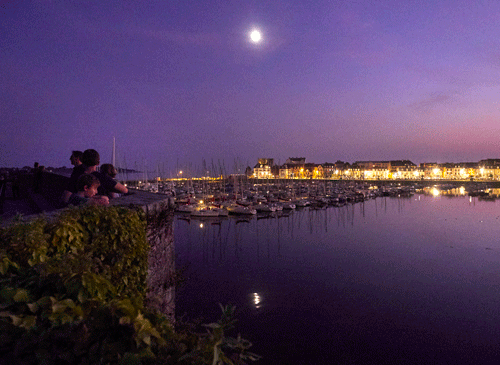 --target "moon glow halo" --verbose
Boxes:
[249,29,262,43]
